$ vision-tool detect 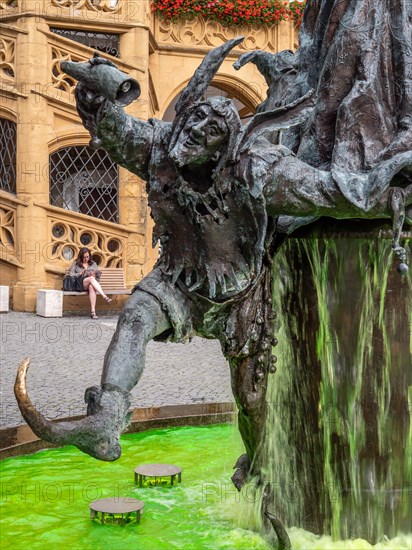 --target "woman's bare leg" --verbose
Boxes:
[83,276,109,300]
[88,284,97,314]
